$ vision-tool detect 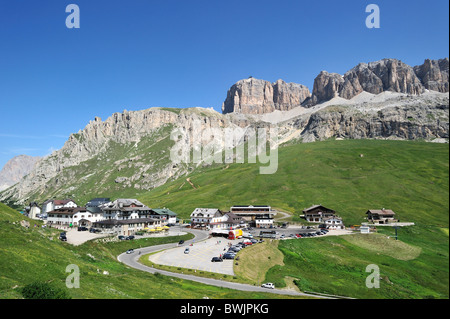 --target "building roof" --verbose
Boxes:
[190,208,221,218]
[100,199,150,212]
[223,212,243,224]
[93,218,159,226]
[303,205,335,214]
[86,198,111,207]
[231,205,271,210]
[151,208,177,216]
[366,209,396,216]
[48,207,87,215]
[53,199,76,206]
